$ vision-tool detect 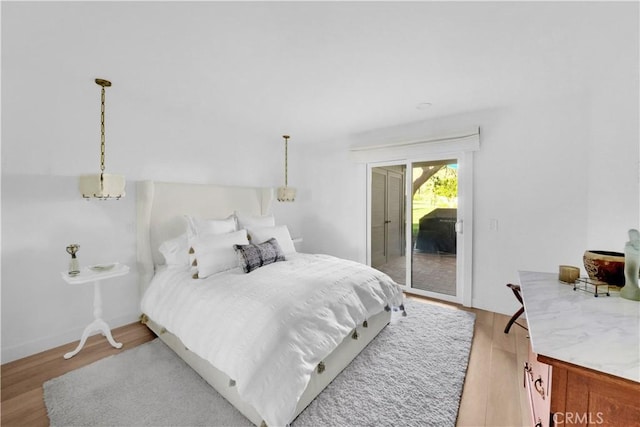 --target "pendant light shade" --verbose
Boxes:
[277,135,296,202]
[79,173,126,199]
[80,78,126,200]
[277,186,296,202]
